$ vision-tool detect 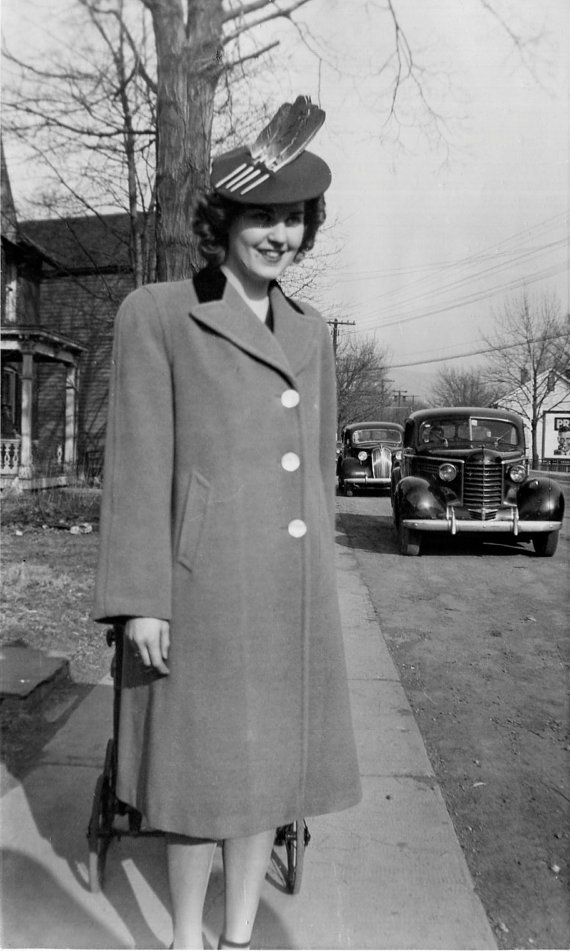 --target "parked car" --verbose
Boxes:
[337,421,404,495]
[391,407,565,556]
